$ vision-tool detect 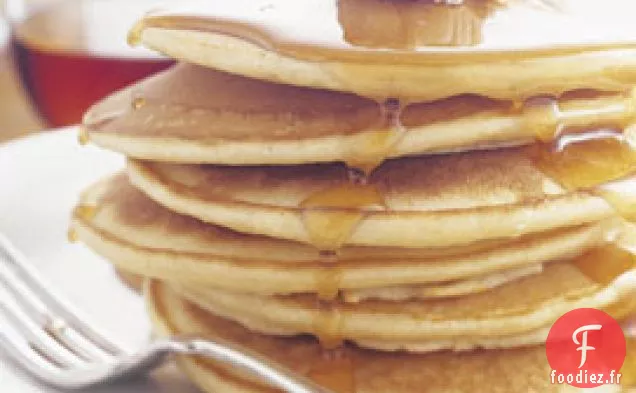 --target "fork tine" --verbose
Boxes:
[0,293,84,368]
[0,234,125,356]
[0,324,64,376]
[0,262,116,362]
